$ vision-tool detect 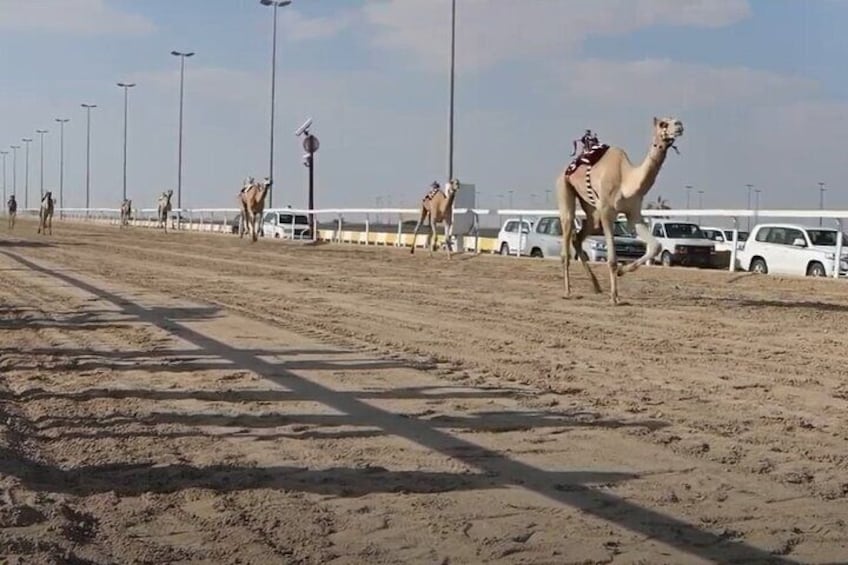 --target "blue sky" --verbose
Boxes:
[1,0,847,216]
